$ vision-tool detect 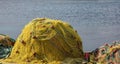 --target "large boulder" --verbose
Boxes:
[0,18,83,64]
